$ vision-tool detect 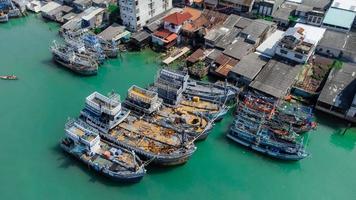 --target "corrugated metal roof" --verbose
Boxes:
[230,53,268,80]
[323,8,356,29]
[318,62,356,108]
[249,60,302,98]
